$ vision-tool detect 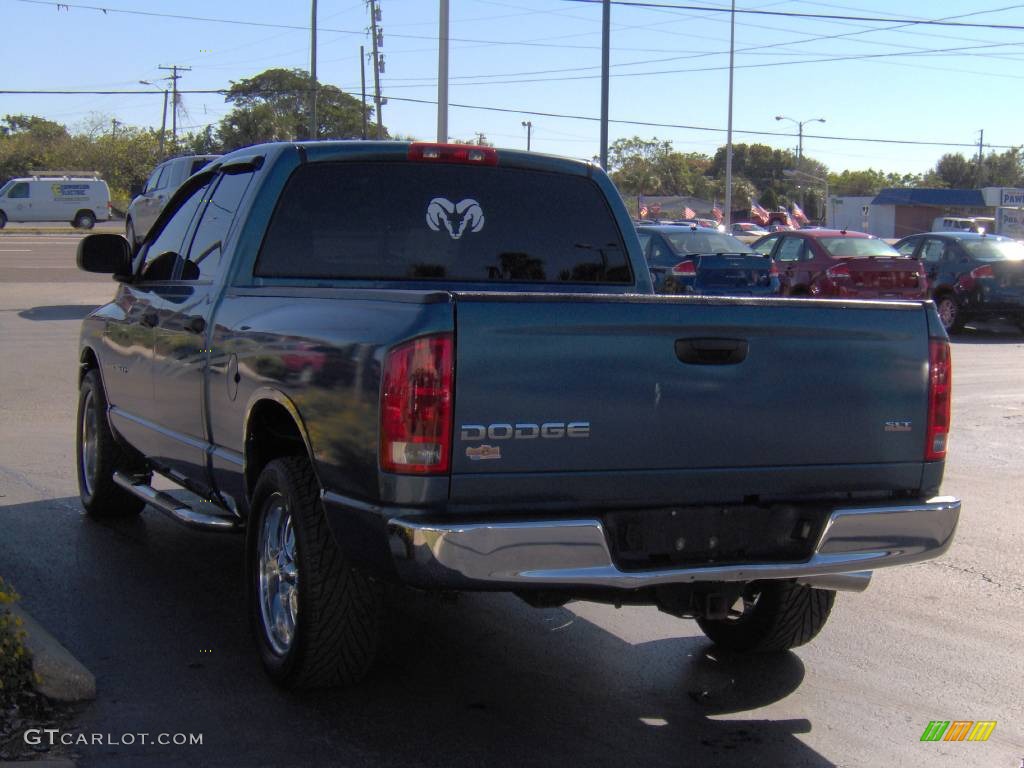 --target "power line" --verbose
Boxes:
[558,0,1024,31]
[381,95,1020,150]
[2,86,1018,150]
